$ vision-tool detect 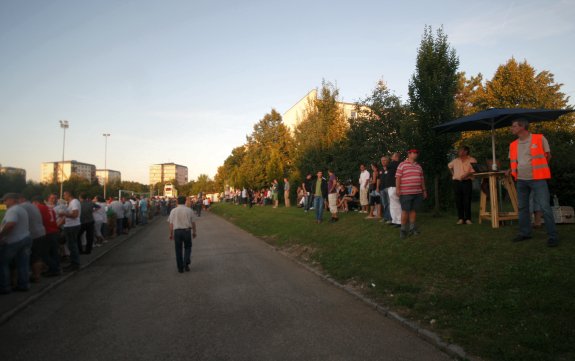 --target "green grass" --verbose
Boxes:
[212,203,575,361]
